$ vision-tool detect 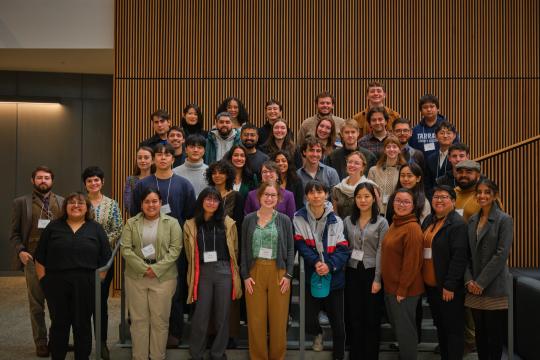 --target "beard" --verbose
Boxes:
[33,183,52,194]
[218,128,232,138]
[242,141,256,149]
[457,178,477,190]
